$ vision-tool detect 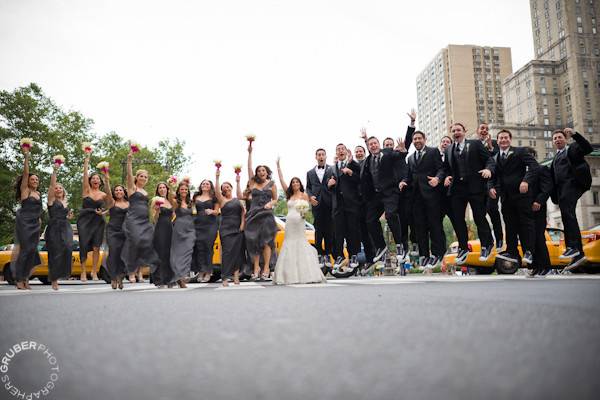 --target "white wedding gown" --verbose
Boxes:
[273,200,327,285]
